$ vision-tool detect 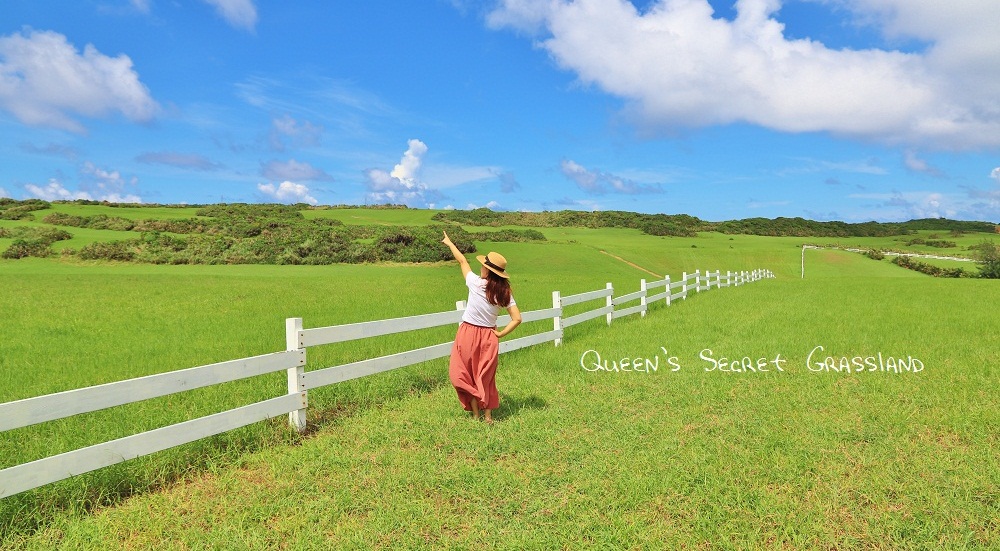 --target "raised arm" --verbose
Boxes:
[442,231,471,278]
